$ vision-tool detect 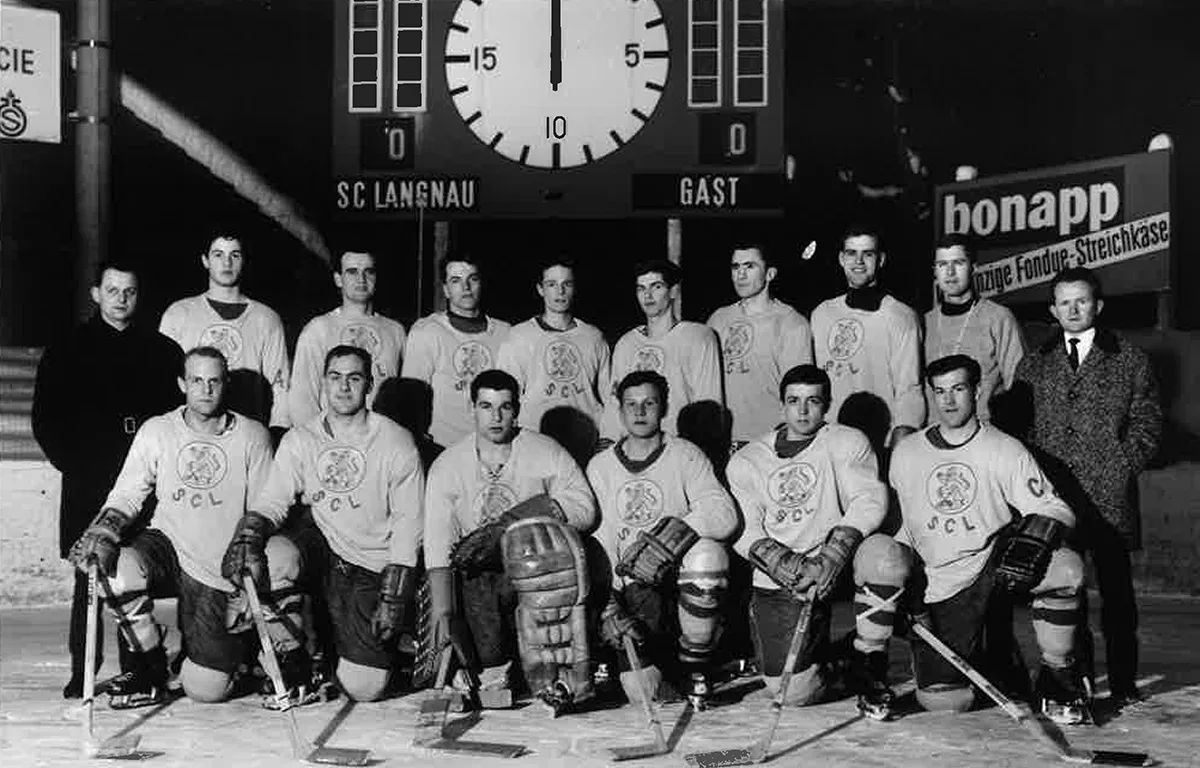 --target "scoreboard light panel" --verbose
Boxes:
[332,0,786,218]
